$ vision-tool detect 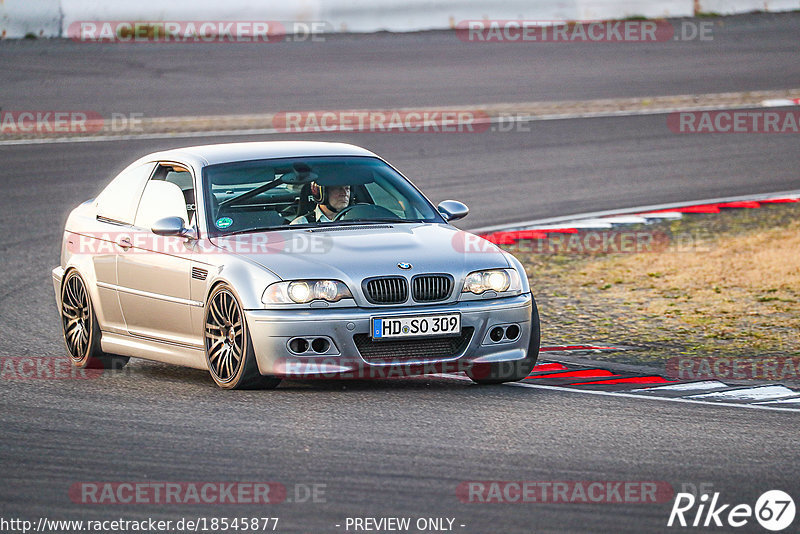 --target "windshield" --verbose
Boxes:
[202,156,444,236]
